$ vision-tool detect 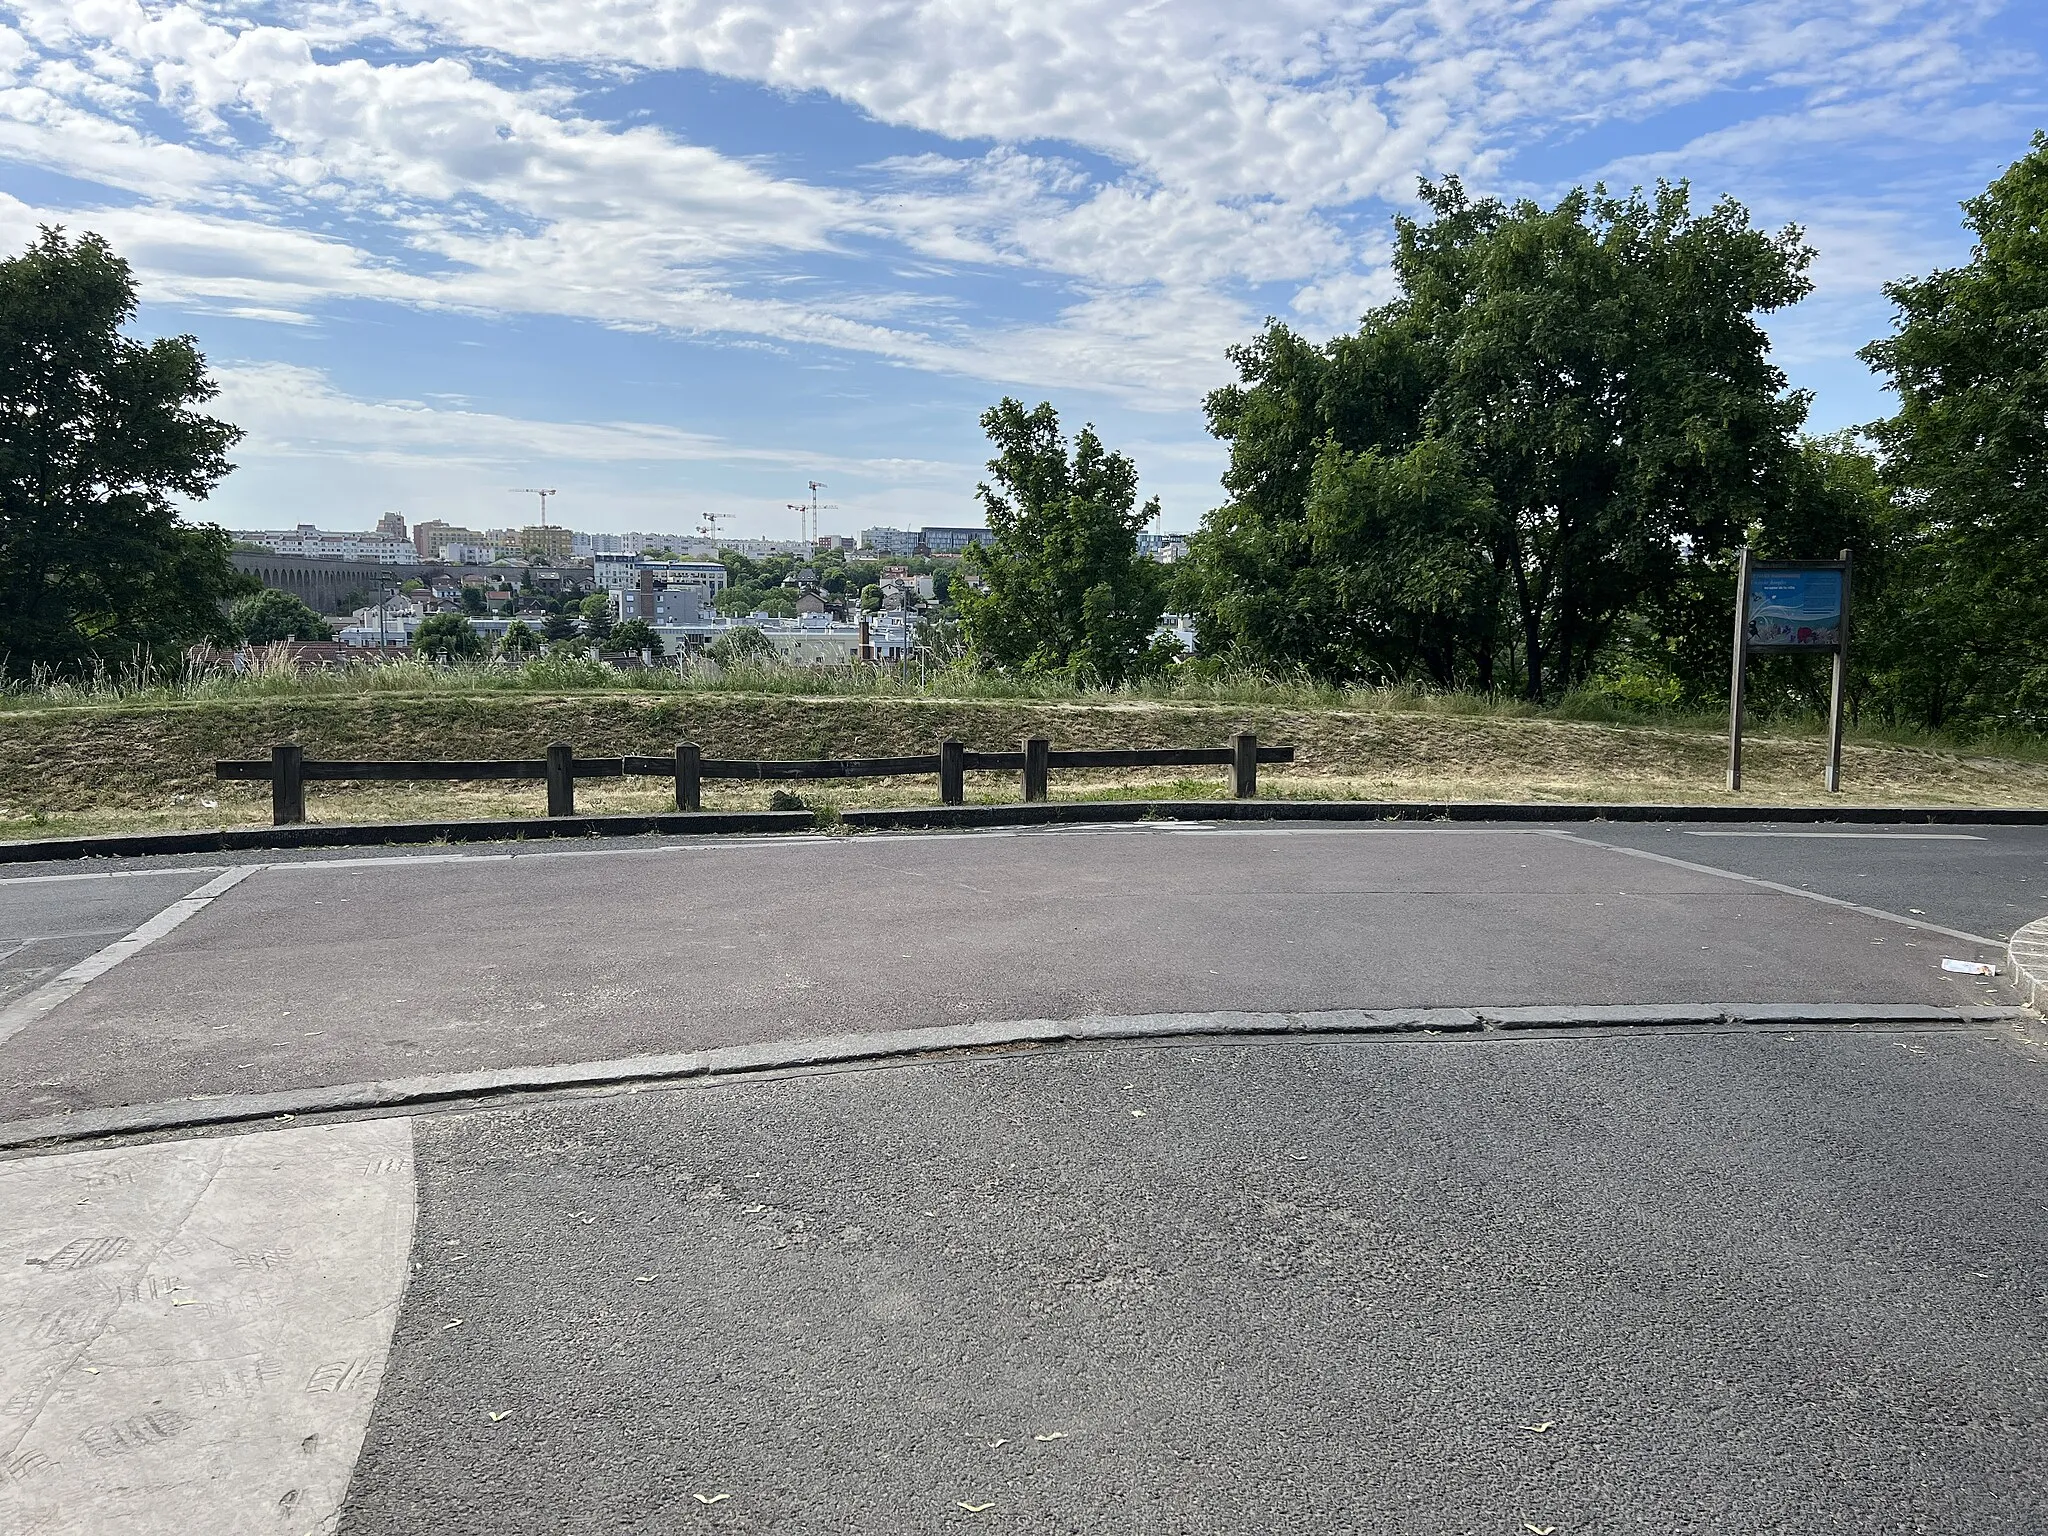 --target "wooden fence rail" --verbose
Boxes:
[217,736,1295,825]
